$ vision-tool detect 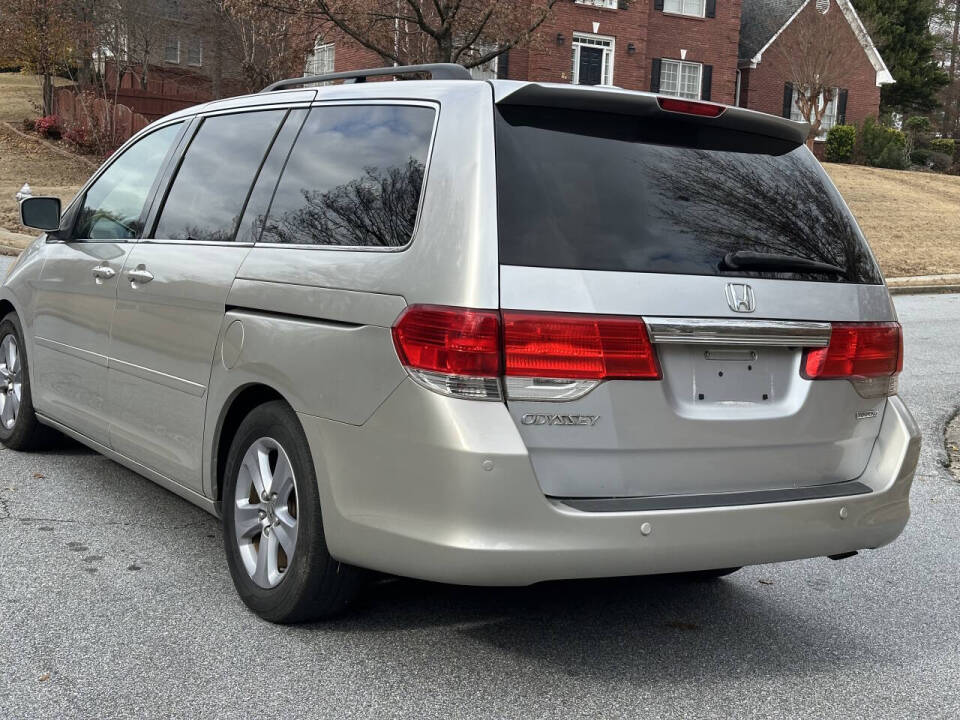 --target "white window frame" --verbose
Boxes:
[659,59,703,100]
[187,39,202,67]
[464,43,500,80]
[571,33,615,87]
[164,37,180,64]
[575,0,619,8]
[662,0,707,18]
[791,87,839,140]
[304,39,335,76]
